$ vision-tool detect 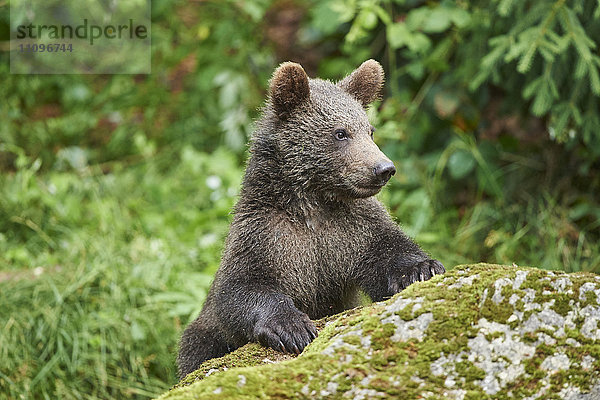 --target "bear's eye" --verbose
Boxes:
[334,128,348,141]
